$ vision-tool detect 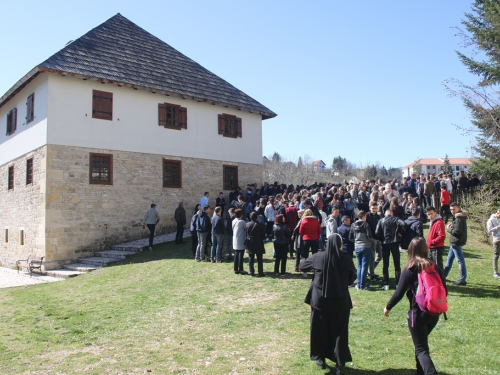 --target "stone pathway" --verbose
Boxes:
[0,267,64,289]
